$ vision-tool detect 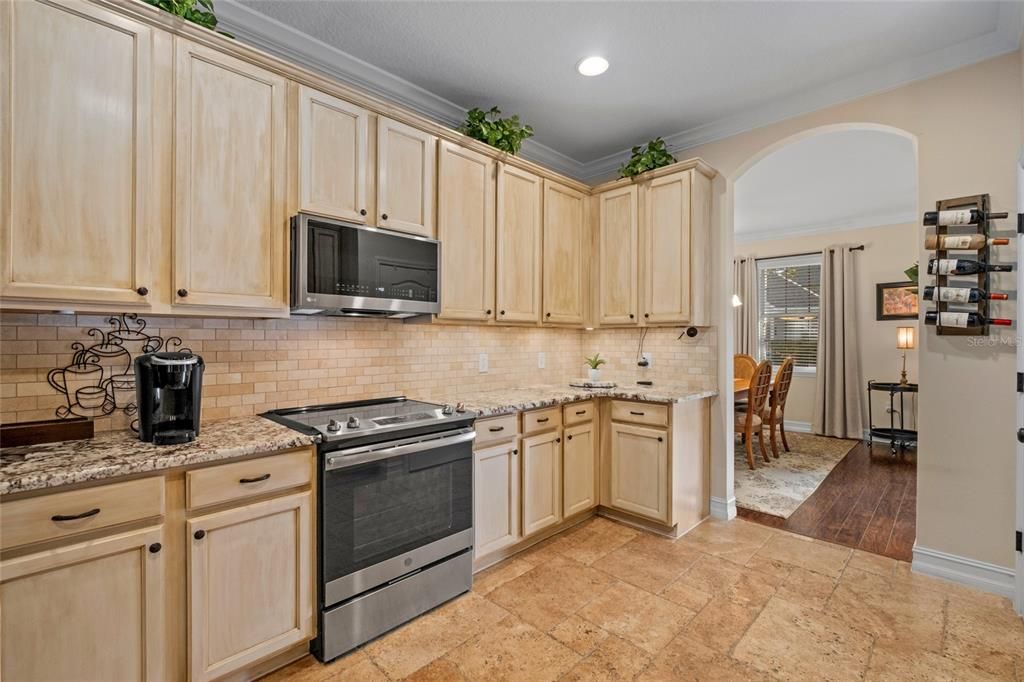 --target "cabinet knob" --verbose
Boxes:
[360,209,367,216]
[555,437,561,443]
[381,213,389,221]
[486,309,492,315]
[629,313,635,319]
[194,529,206,540]
[644,313,650,318]
[657,437,664,442]
[546,312,551,318]
[512,449,518,455]
[177,288,189,298]
[567,434,573,440]
[500,310,505,316]
[149,542,162,554]
[136,286,149,296]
